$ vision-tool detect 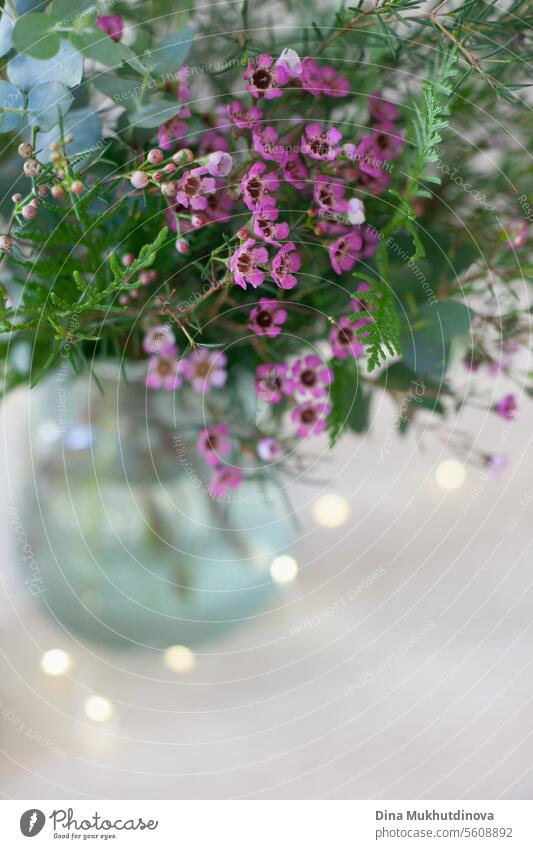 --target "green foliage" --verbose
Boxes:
[328,358,372,447]
[352,276,403,372]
